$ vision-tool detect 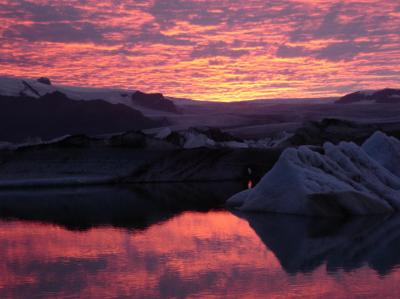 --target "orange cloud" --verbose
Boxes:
[0,0,399,101]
